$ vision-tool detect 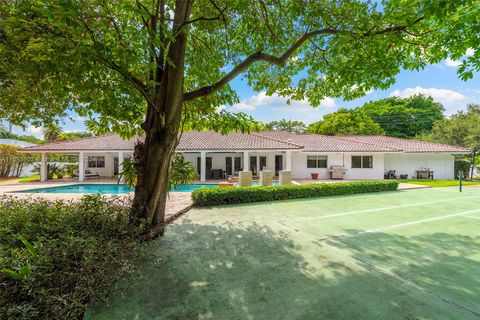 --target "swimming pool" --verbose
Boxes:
[15,181,280,194]
[15,183,218,194]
